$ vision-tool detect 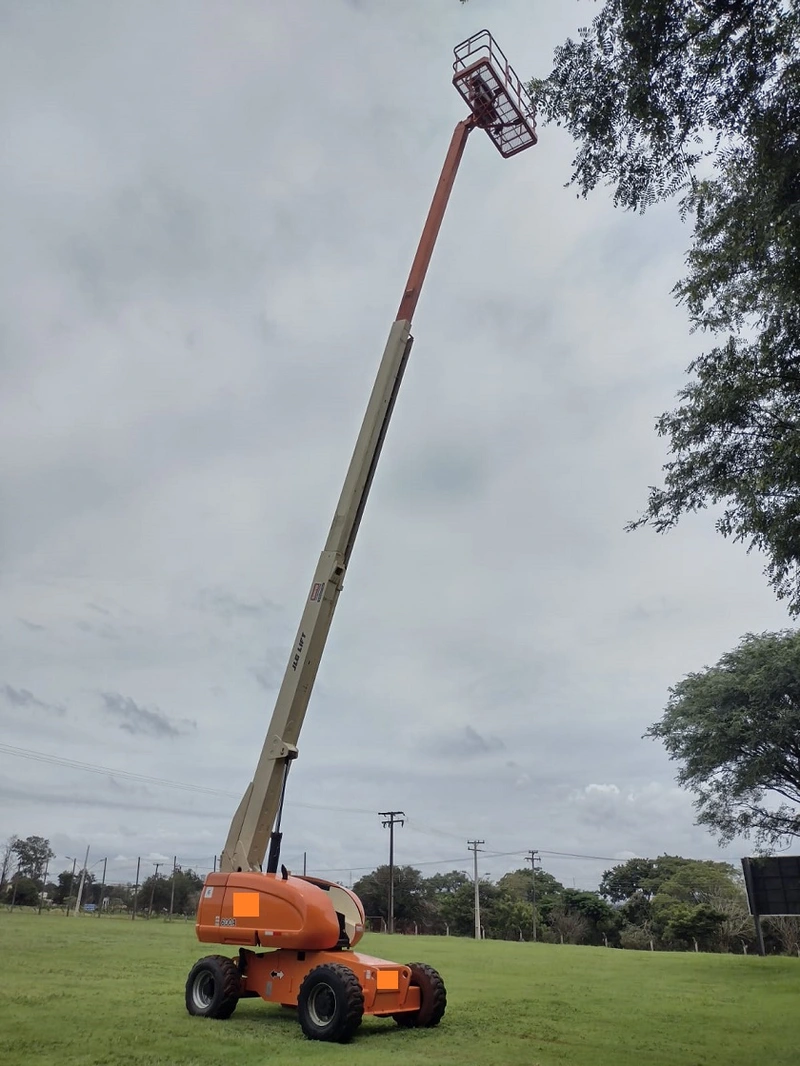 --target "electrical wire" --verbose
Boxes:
[0,743,375,815]
[2,744,631,872]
